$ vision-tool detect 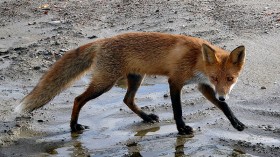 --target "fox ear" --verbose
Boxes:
[229,45,246,64]
[202,43,217,64]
